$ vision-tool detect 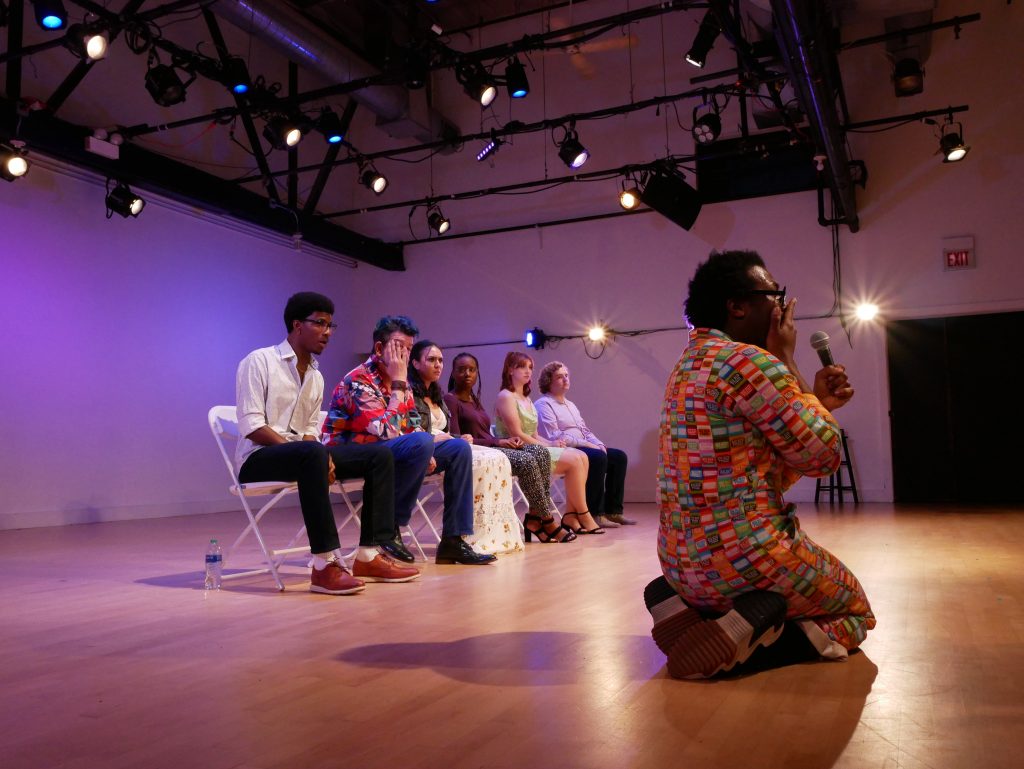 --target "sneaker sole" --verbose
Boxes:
[309,584,365,595]
[644,576,703,654]
[667,591,787,679]
[354,573,420,583]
